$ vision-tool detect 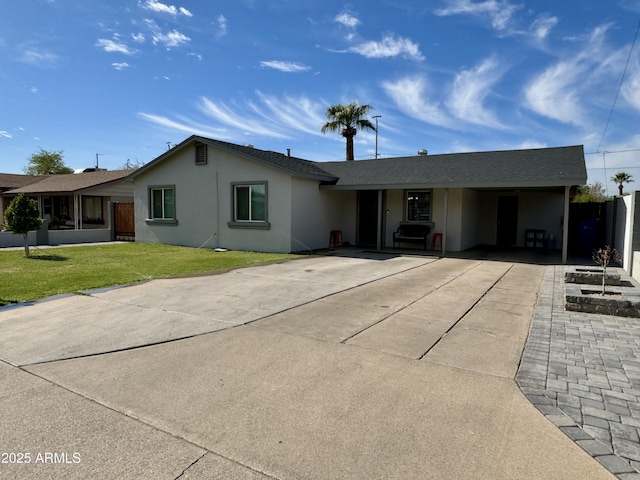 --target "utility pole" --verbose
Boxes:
[373,115,381,159]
